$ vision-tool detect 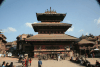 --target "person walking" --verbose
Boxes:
[38,58,42,67]
[29,58,32,66]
